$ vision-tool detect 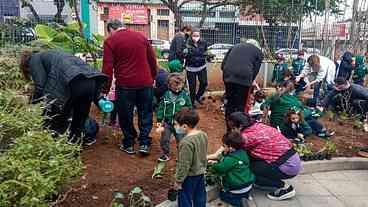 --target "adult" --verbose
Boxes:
[208,112,301,201]
[19,49,107,145]
[102,19,157,155]
[263,80,333,138]
[322,78,368,126]
[168,25,192,64]
[221,39,264,119]
[185,27,209,105]
[336,51,354,80]
[295,55,335,107]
